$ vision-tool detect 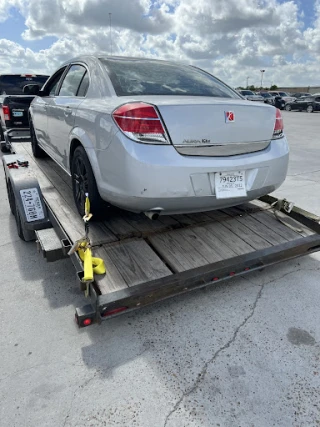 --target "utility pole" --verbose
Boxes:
[109,13,112,56]
[260,69,265,88]
[246,76,250,88]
